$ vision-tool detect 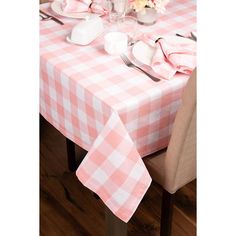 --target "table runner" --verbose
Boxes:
[40,0,196,222]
